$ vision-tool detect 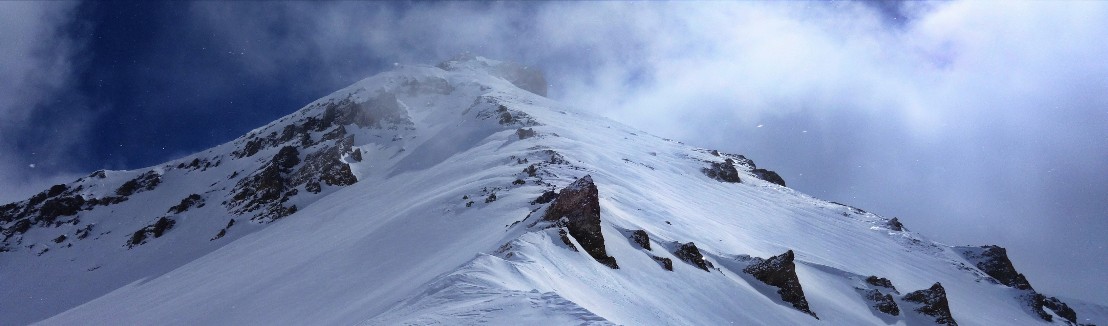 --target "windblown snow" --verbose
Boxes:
[1,55,1104,325]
